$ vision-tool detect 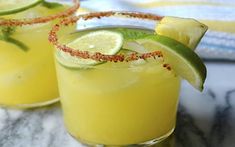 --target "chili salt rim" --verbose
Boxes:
[49,11,168,64]
[0,0,80,26]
